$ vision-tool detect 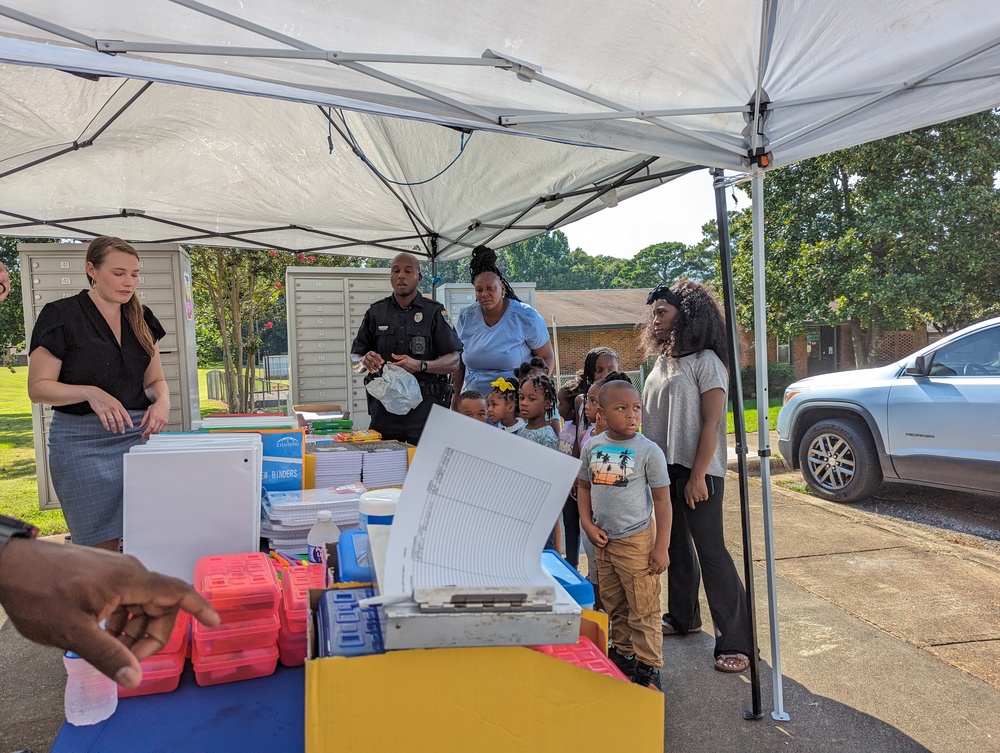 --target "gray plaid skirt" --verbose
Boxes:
[47,410,148,546]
